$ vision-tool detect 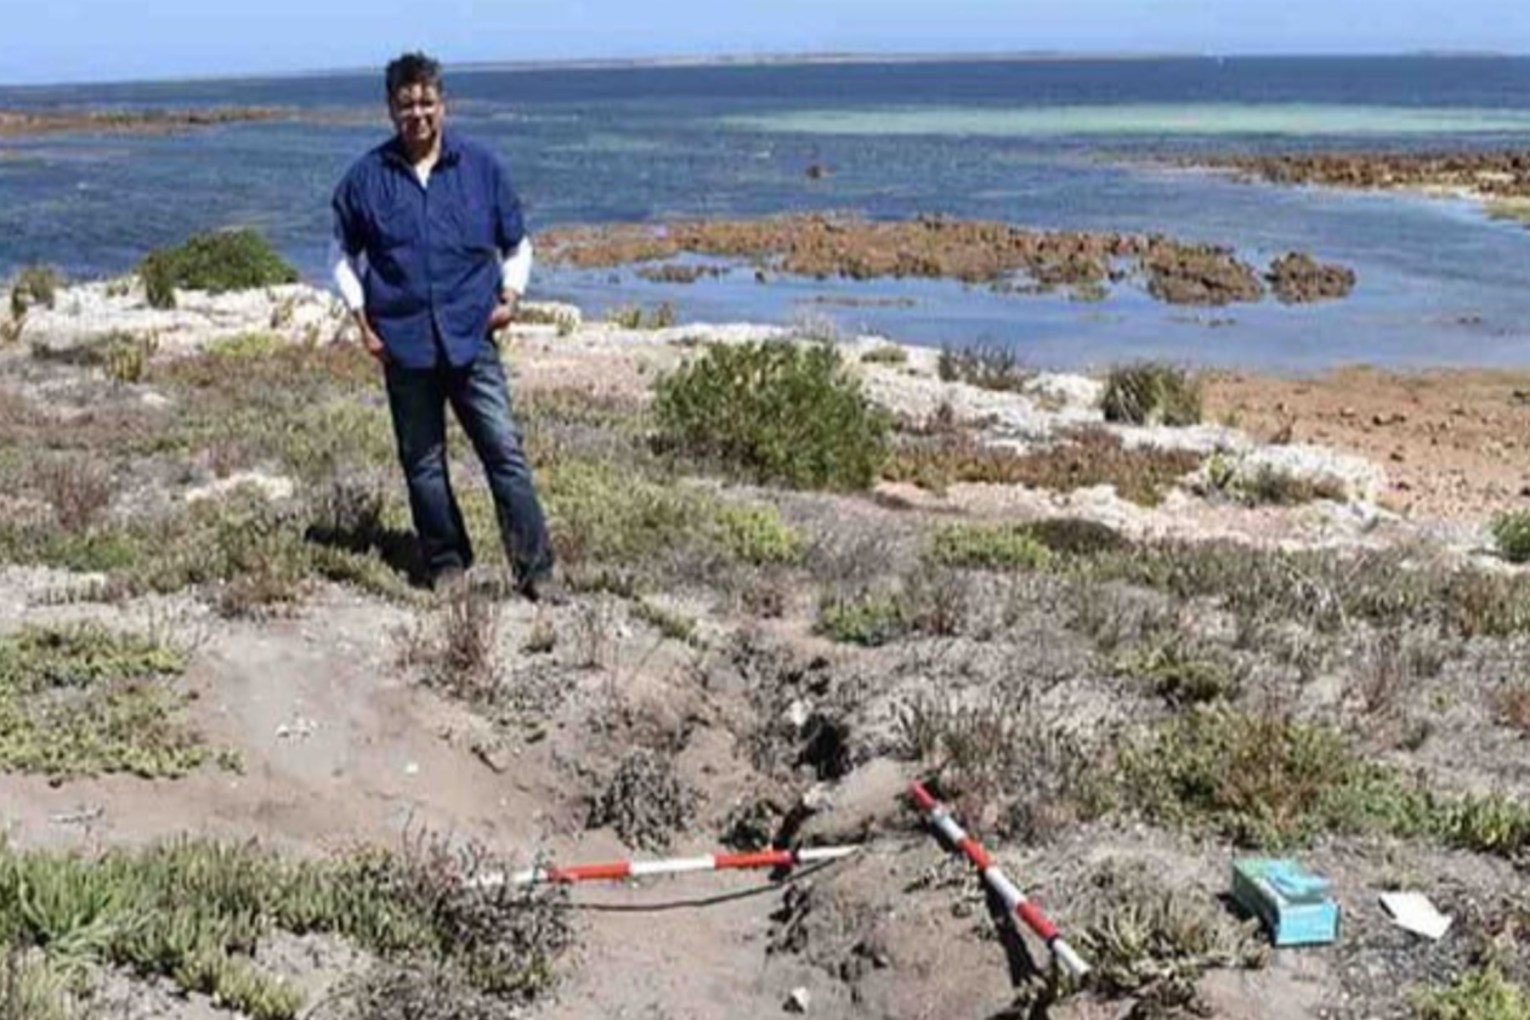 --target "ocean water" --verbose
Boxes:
[2,56,1530,371]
